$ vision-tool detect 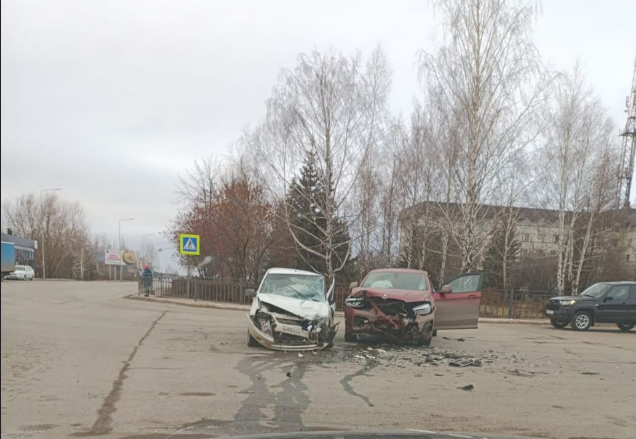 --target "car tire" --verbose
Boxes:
[344,333,357,343]
[432,329,438,337]
[550,318,569,329]
[617,323,635,332]
[247,331,259,347]
[571,311,592,331]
